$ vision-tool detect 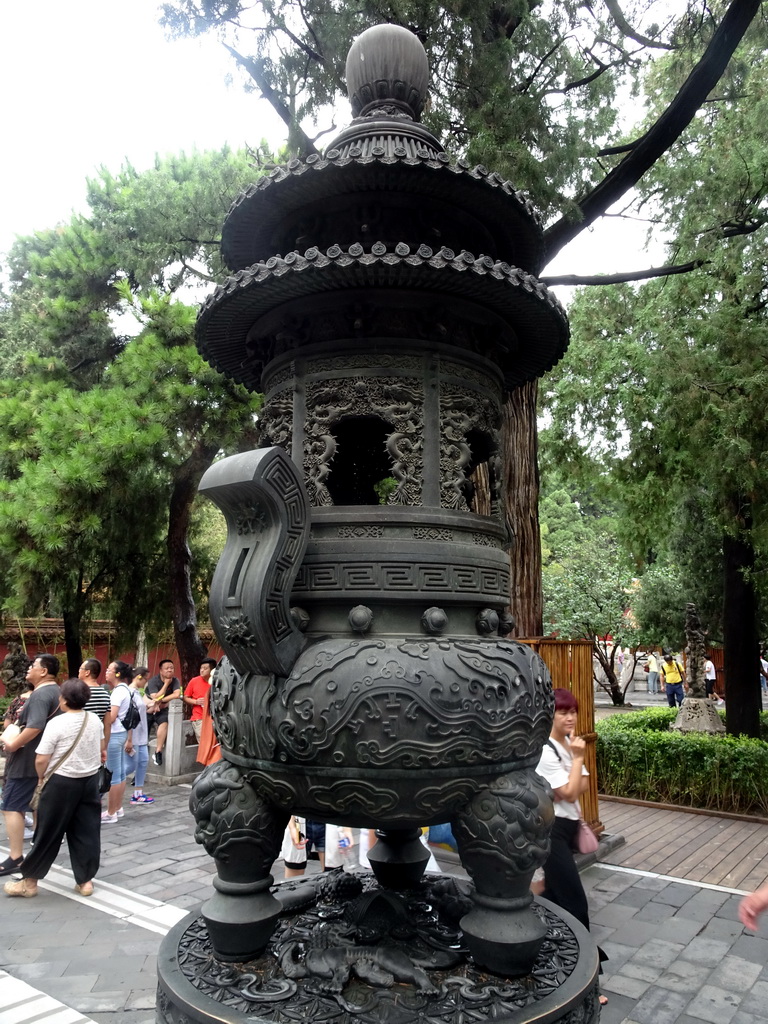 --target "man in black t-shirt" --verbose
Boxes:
[145,659,181,766]
[0,654,62,874]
